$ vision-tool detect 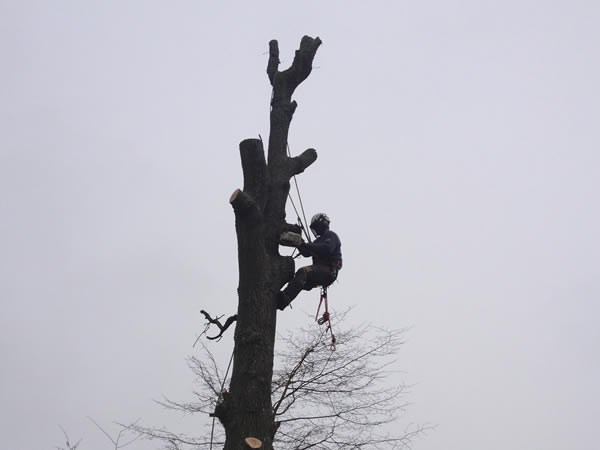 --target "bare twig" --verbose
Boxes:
[56,425,82,450]
[87,417,142,449]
